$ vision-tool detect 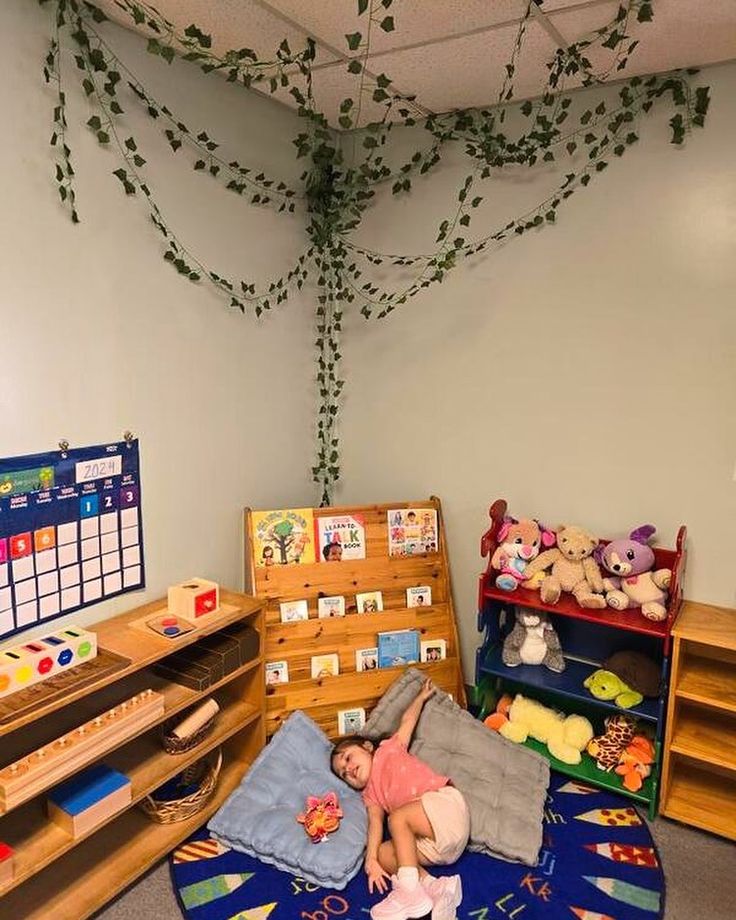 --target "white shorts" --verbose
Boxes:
[416,785,470,865]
